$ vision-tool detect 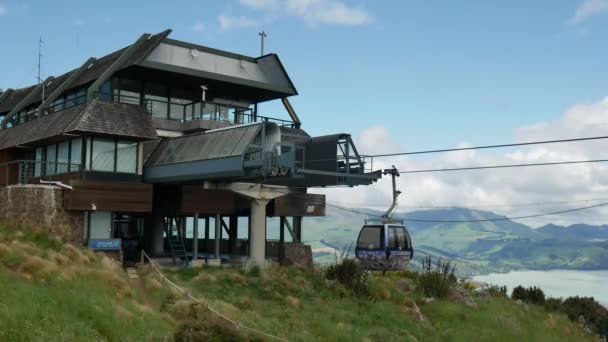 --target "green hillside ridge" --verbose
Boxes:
[304,207,608,275]
[0,224,599,341]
